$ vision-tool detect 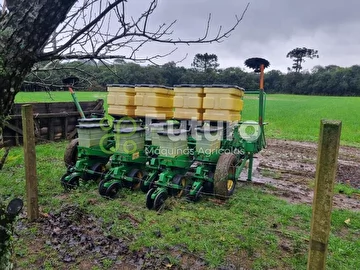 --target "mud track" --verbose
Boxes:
[249,139,360,210]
